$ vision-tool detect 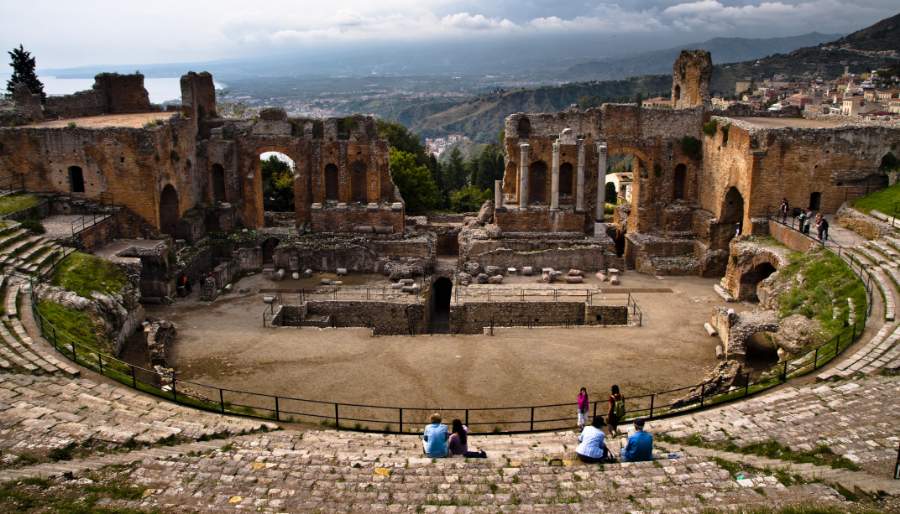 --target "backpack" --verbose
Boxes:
[613,396,626,419]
